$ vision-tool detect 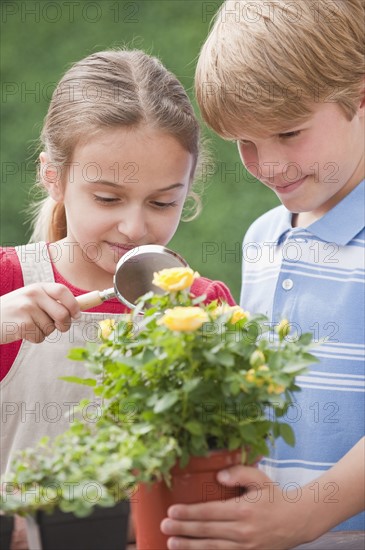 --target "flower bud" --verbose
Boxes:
[98,319,116,340]
[249,350,266,368]
[245,369,256,383]
[276,319,290,340]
